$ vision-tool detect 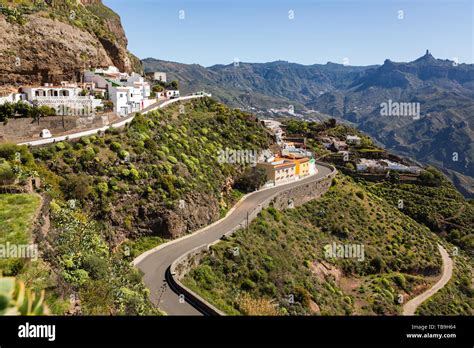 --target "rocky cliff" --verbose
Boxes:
[0,0,142,86]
